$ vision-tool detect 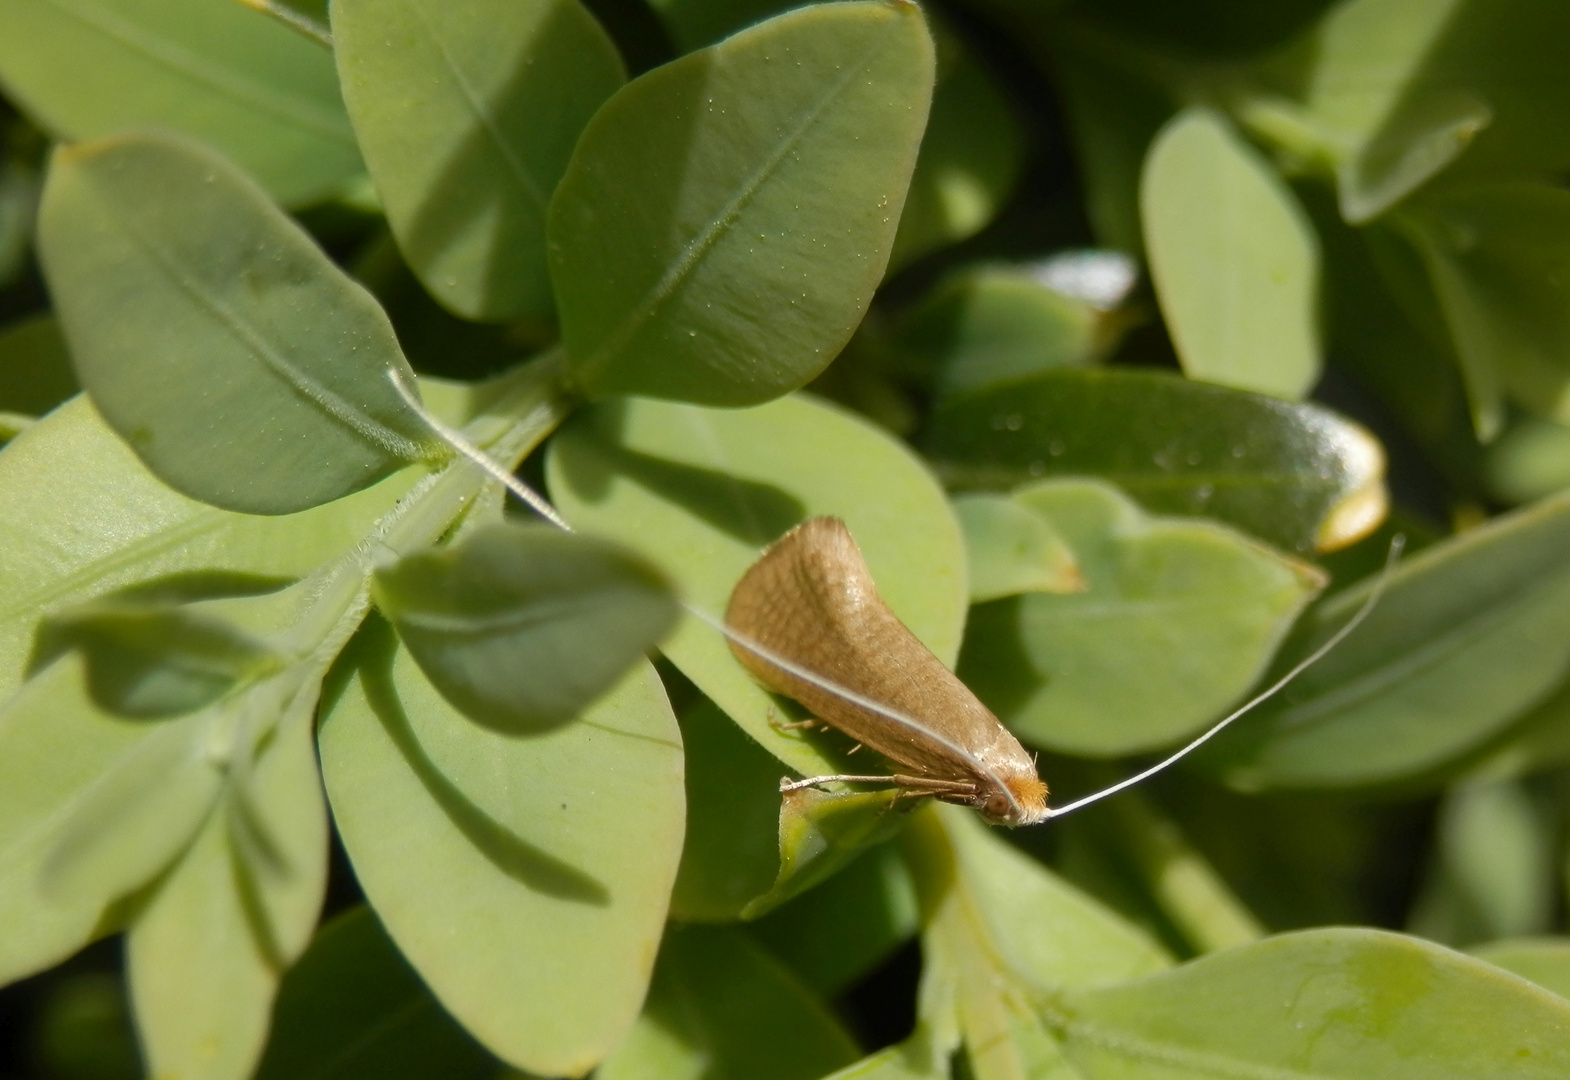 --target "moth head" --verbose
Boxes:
[977,775,1050,827]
